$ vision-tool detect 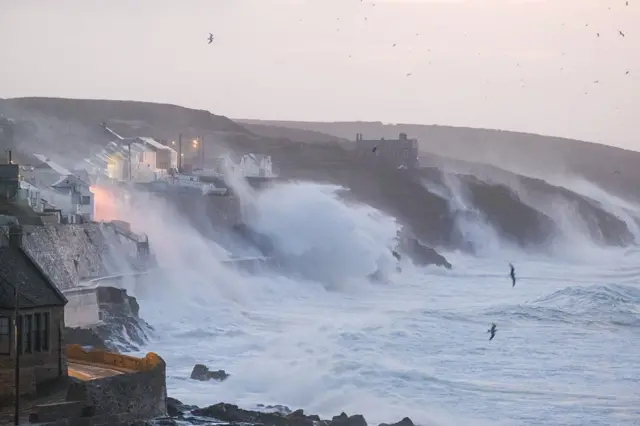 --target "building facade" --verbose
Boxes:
[0,226,68,408]
[354,132,419,170]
